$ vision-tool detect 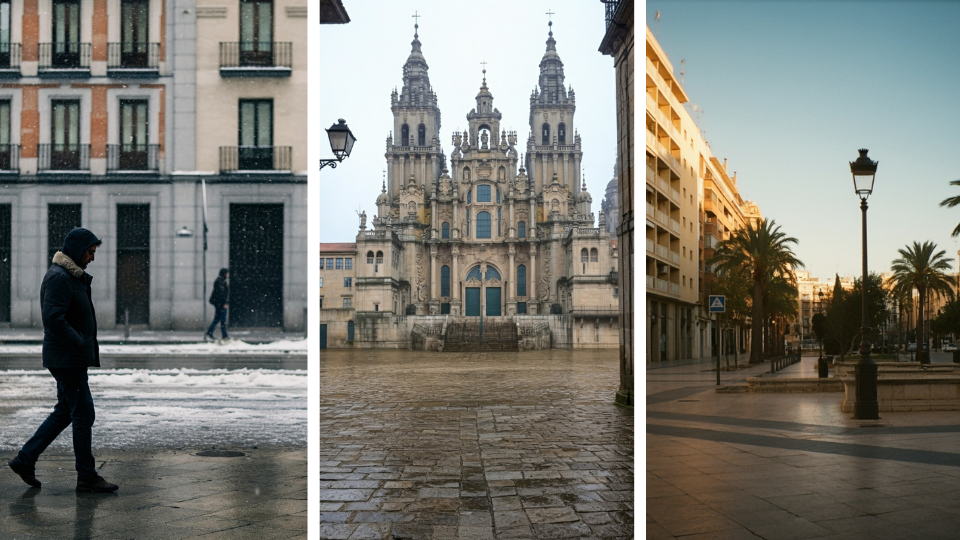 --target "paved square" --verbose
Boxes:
[319,350,633,539]
[648,354,960,540]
